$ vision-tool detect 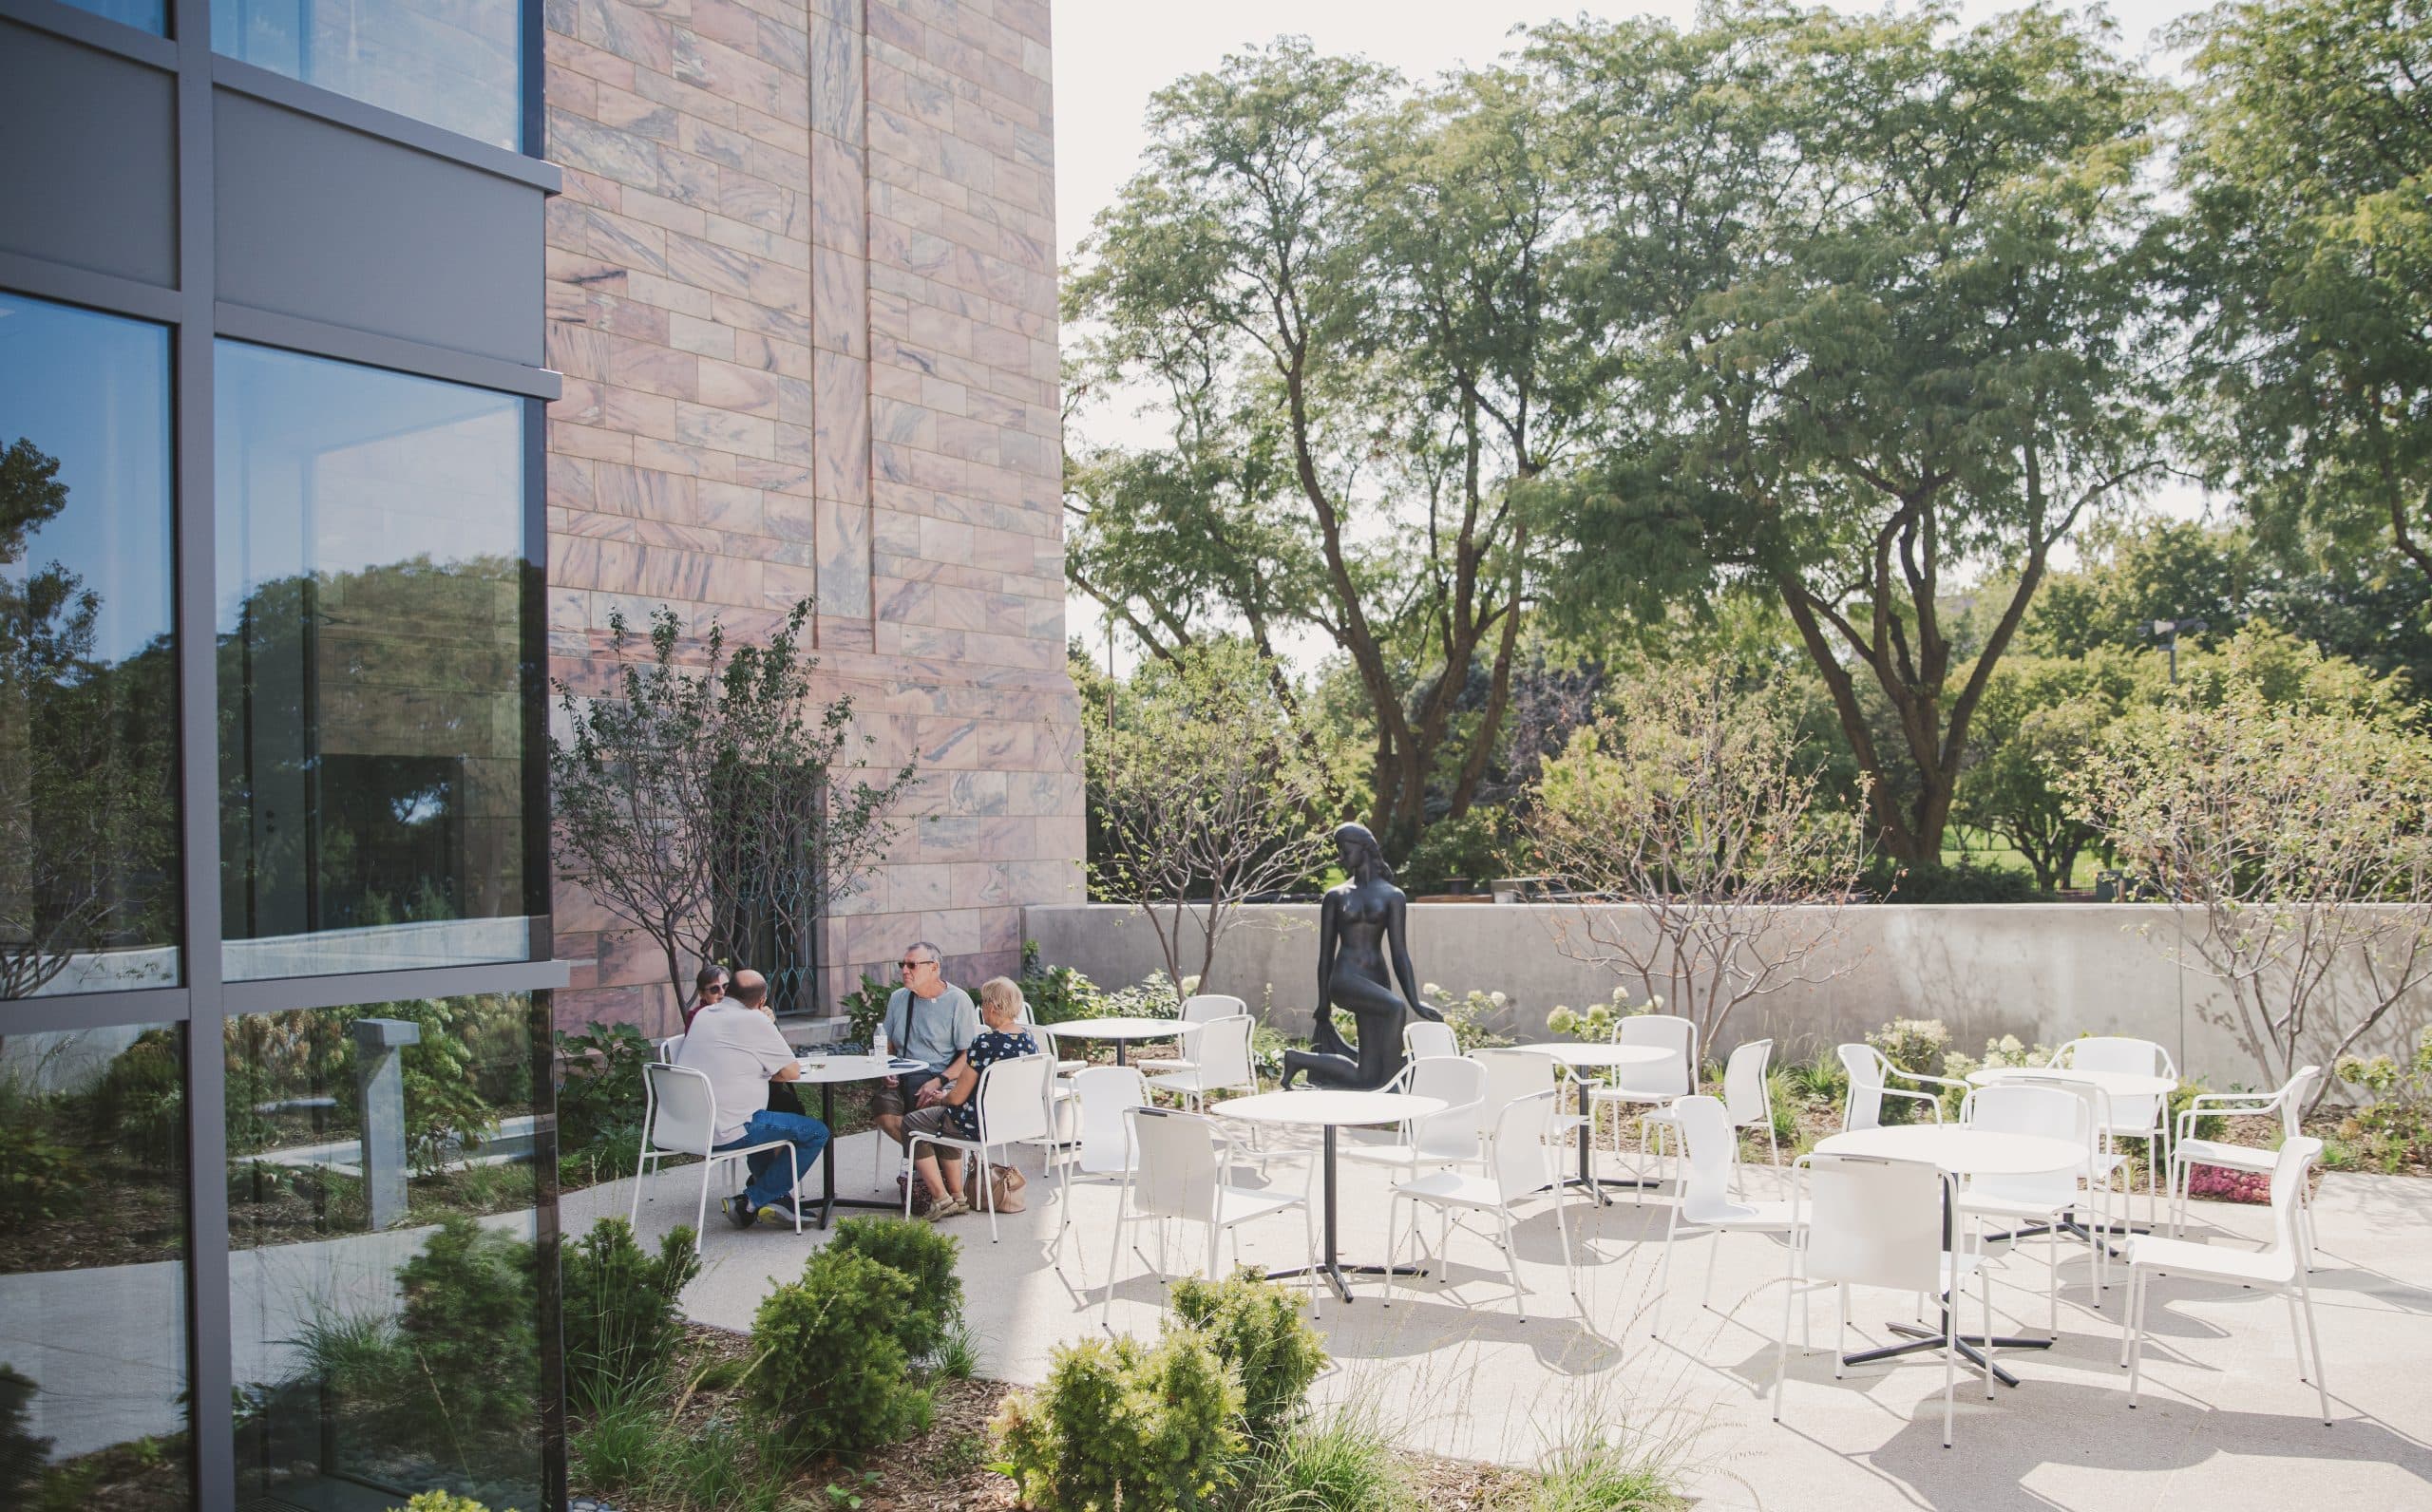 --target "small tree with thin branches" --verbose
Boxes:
[1525,659,1872,1061]
[1085,643,1332,999]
